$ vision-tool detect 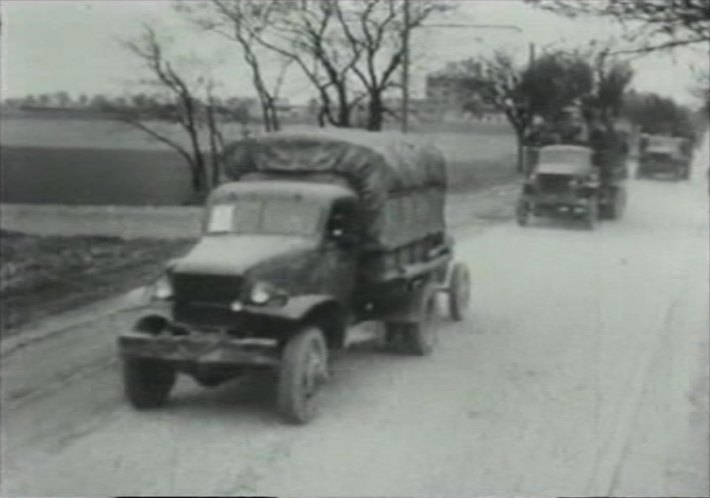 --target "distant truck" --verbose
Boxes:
[521,114,629,227]
[637,134,692,180]
[117,130,471,424]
